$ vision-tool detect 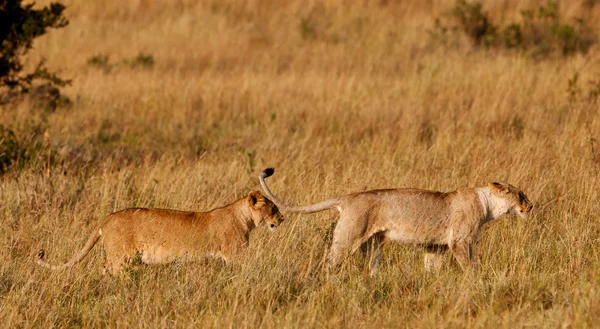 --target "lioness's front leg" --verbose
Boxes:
[423,252,445,272]
[450,238,478,271]
[423,245,448,272]
[217,236,250,264]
